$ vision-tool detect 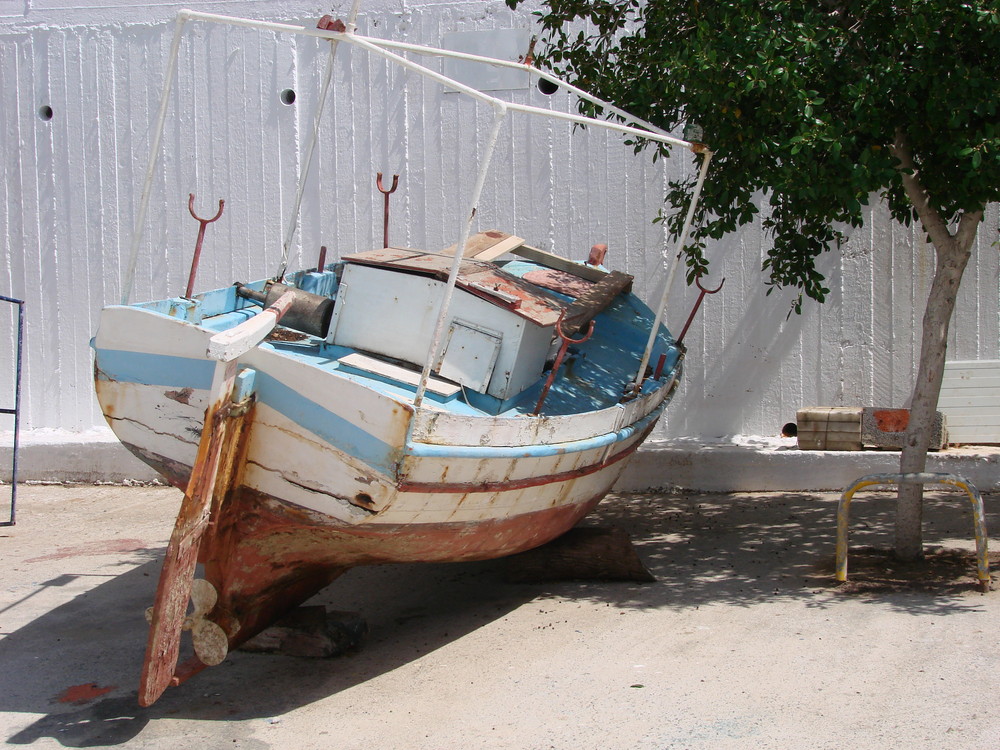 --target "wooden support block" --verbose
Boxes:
[561,270,634,335]
[239,606,368,658]
[503,526,655,583]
